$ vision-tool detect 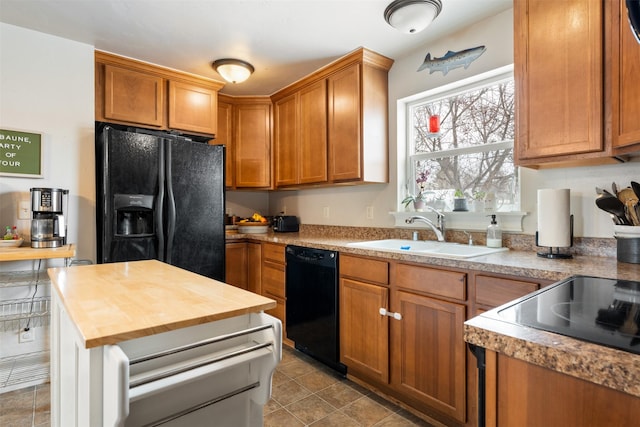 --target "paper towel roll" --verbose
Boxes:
[537,189,571,247]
